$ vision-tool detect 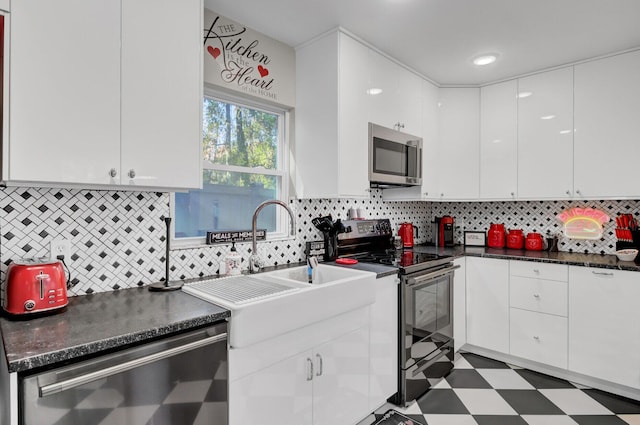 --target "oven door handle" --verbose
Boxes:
[406,265,460,287]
